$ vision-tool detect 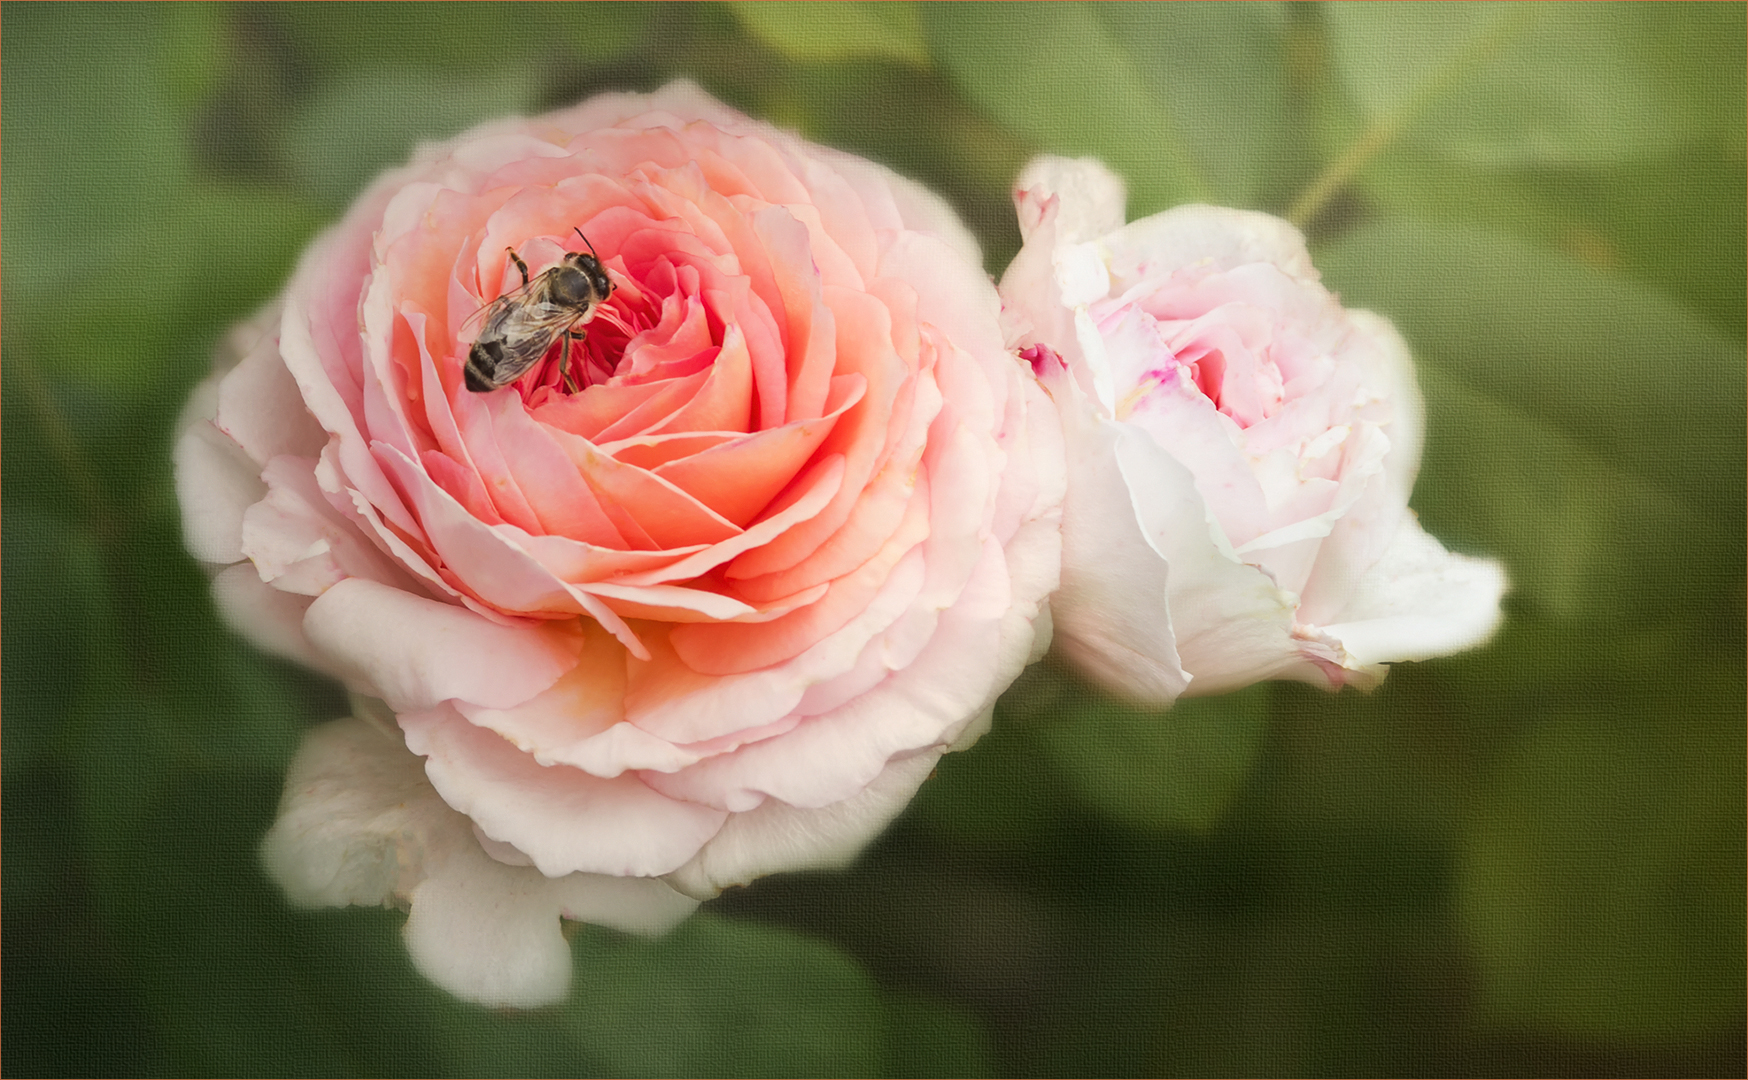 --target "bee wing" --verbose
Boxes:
[509,299,596,338]
[459,272,547,339]
[474,301,594,386]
